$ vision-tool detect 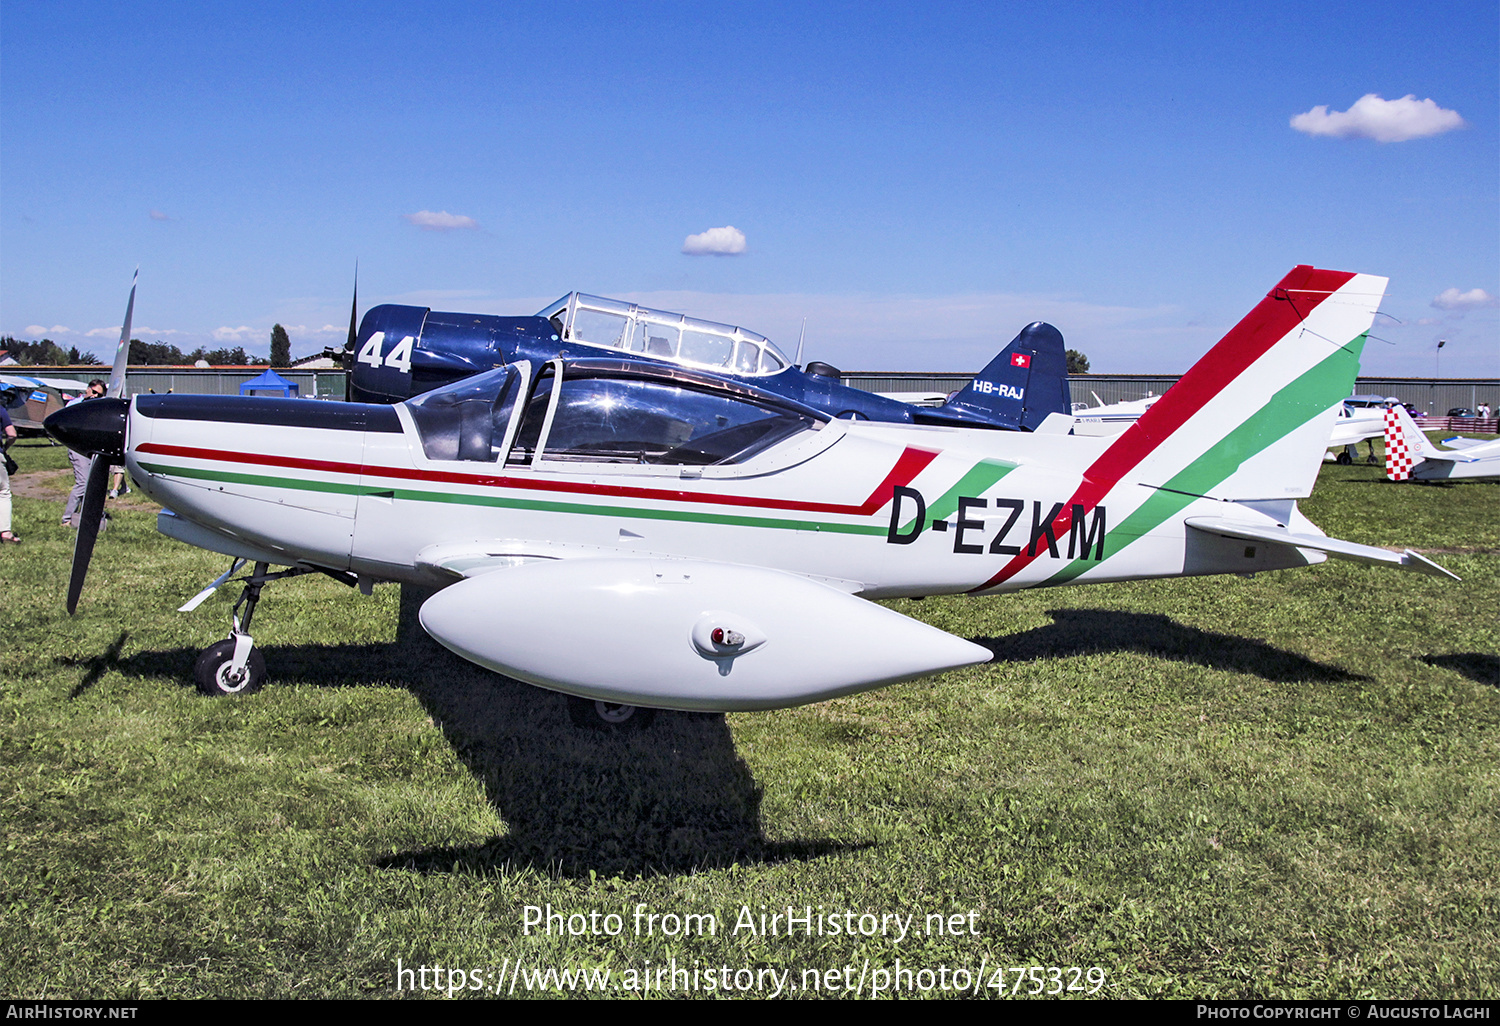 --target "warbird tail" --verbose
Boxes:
[937,321,1072,431]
